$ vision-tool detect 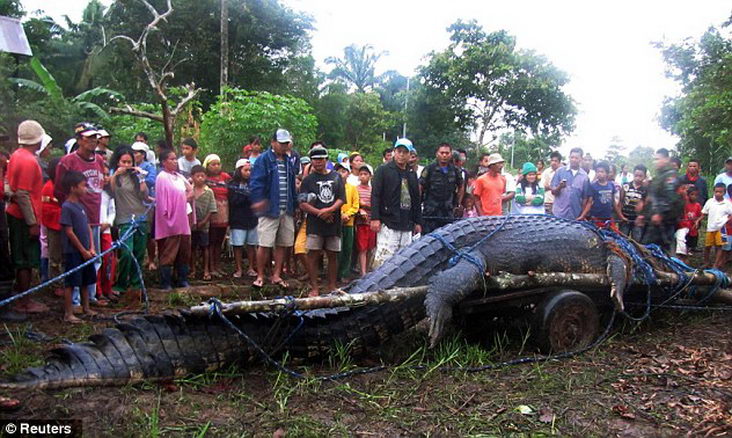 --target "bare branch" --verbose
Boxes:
[106,34,139,51]
[171,84,202,116]
[110,105,164,122]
